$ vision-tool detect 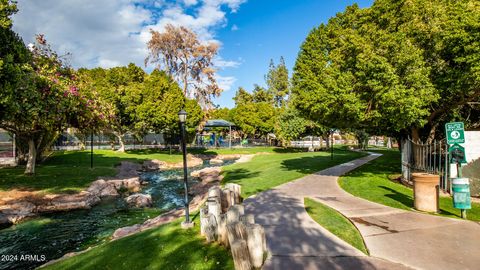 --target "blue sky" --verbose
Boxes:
[13,0,373,108]
[214,0,373,108]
